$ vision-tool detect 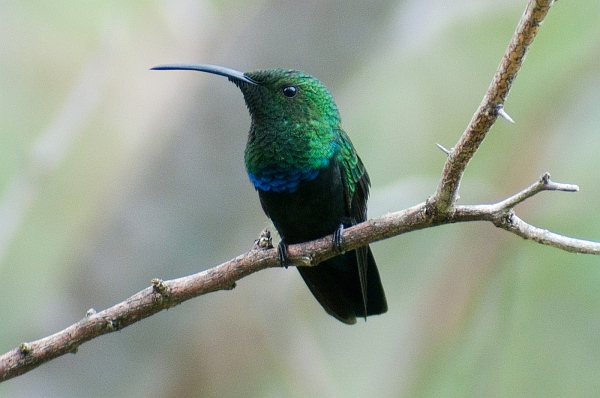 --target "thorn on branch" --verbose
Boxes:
[497,105,515,123]
[435,143,452,155]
